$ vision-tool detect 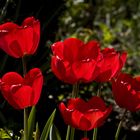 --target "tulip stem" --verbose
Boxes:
[84,131,87,137]
[22,56,28,140]
[72,83,79,98]
[92,128,98,140]
[70,127,75,140]
[115,109,127,140]
[24,108,28,140]
[97,83,102,97]
[66,125,70,140]
[66,83,79,140]
[22,56,27,76]
[92,83,101,140]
